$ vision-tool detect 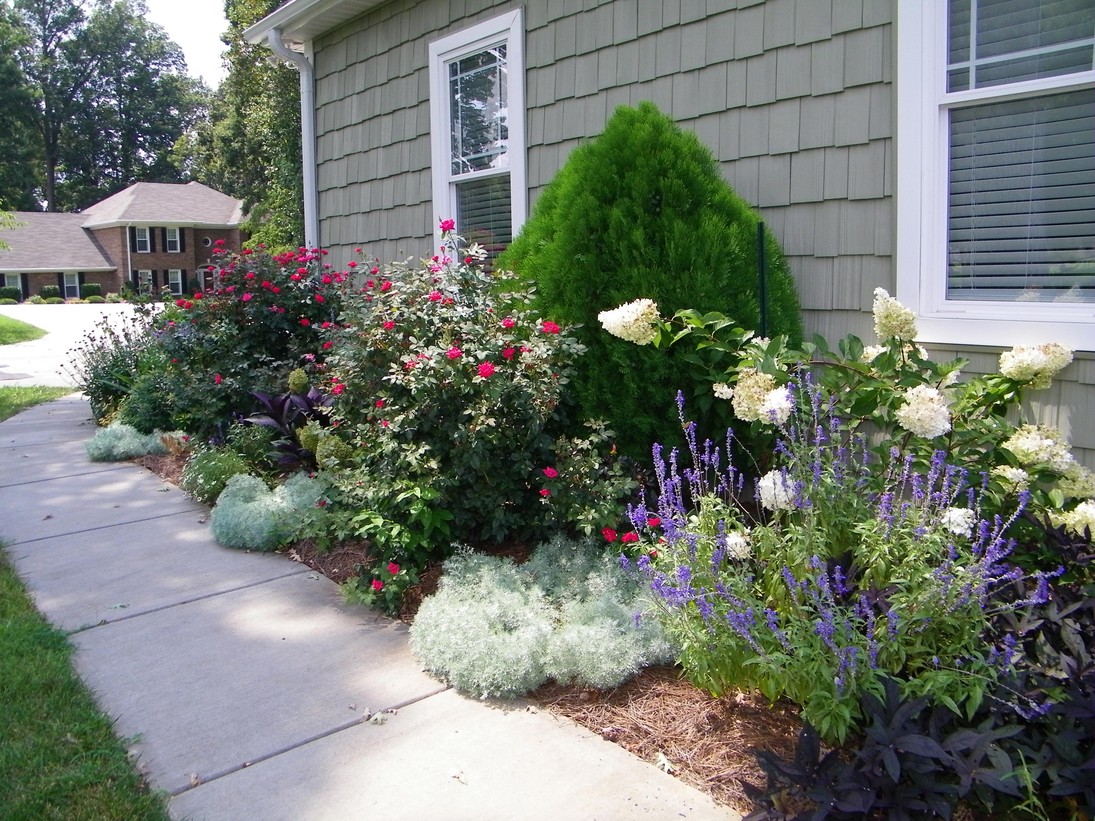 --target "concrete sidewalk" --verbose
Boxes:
[0,395,737,820]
